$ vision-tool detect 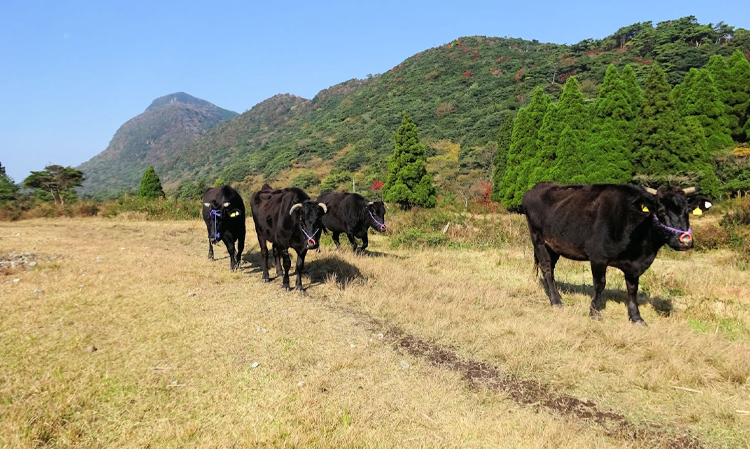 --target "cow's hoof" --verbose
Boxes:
[589,310,603,321]
[282,285,291,291]
[295,289,305,296]
[262,278,271,283]
[552,303,564,309]
[632,319,648,327]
